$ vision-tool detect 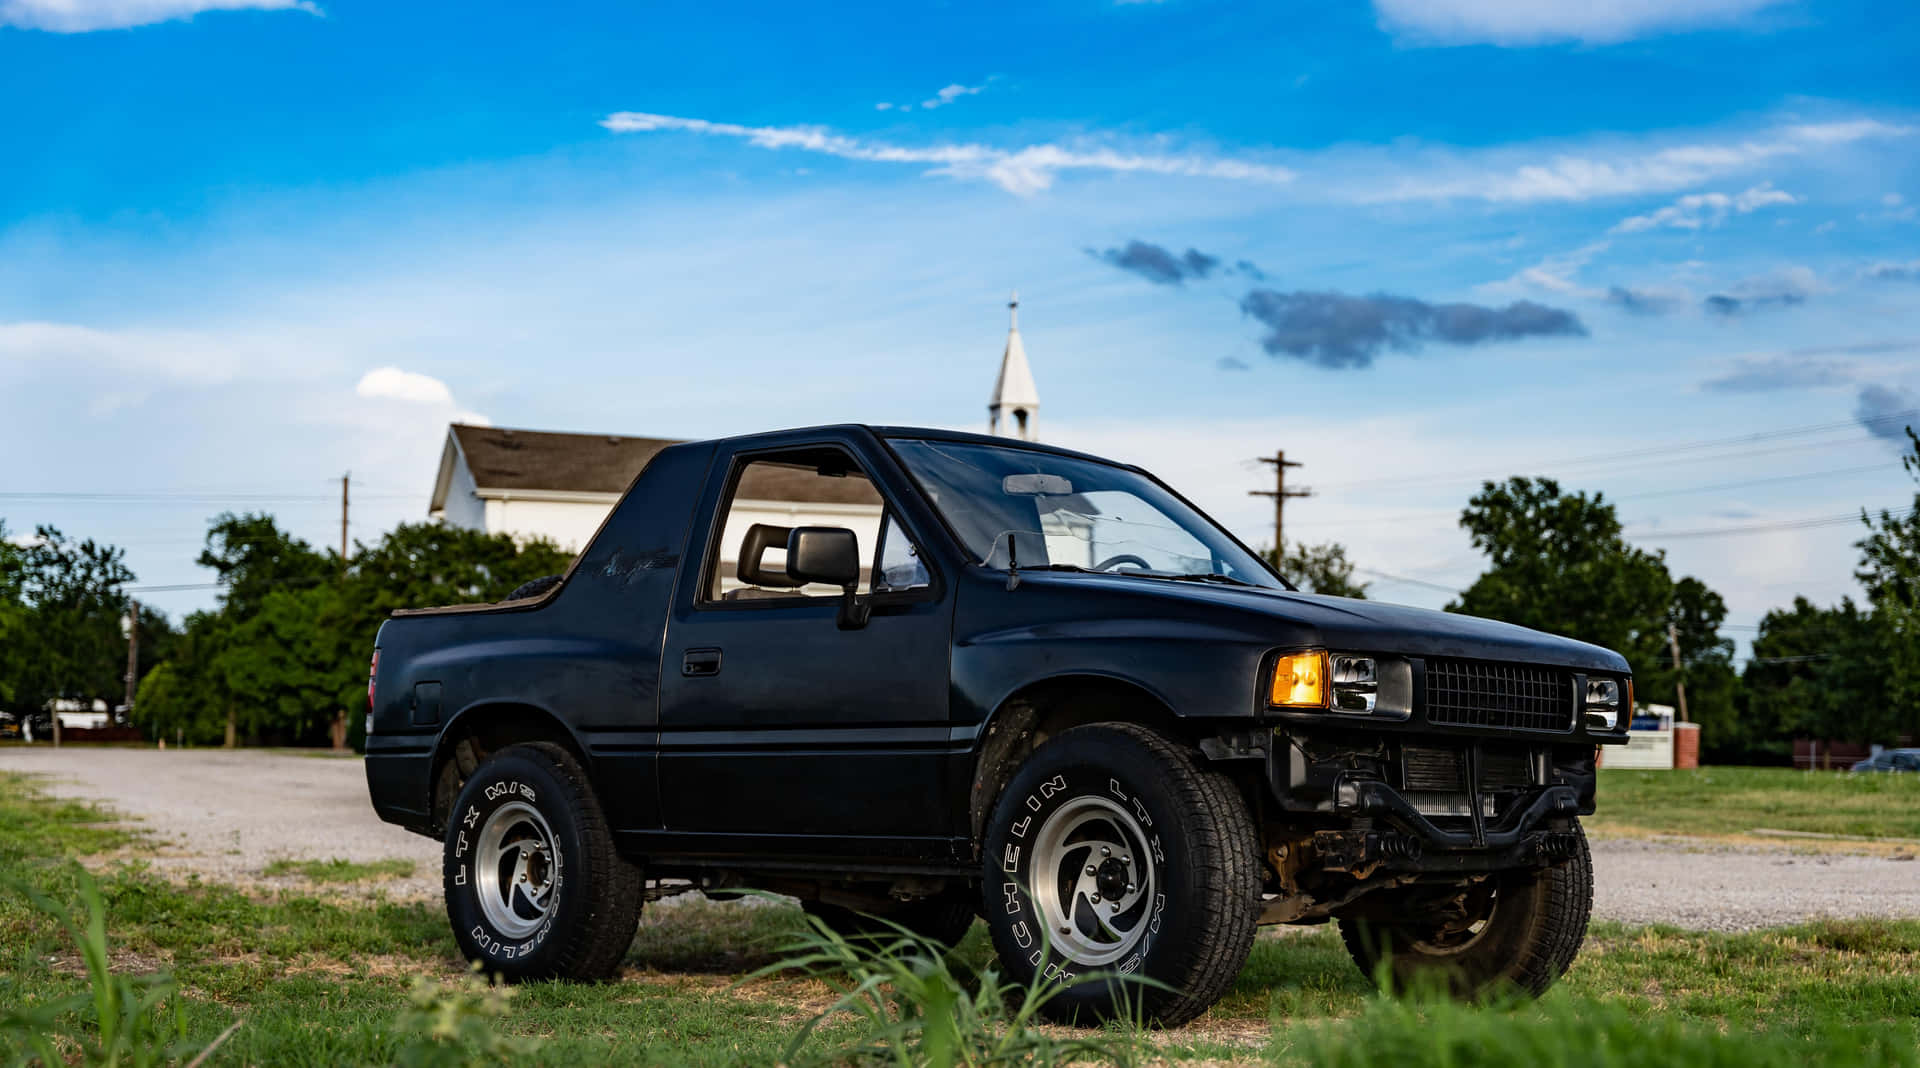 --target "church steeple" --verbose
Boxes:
[989,291,1039,441]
